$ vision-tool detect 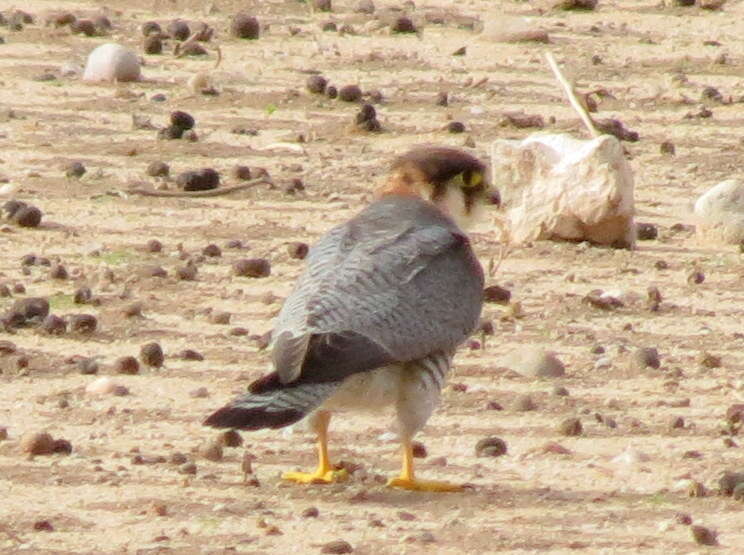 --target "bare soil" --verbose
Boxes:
[2,0,744,553]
